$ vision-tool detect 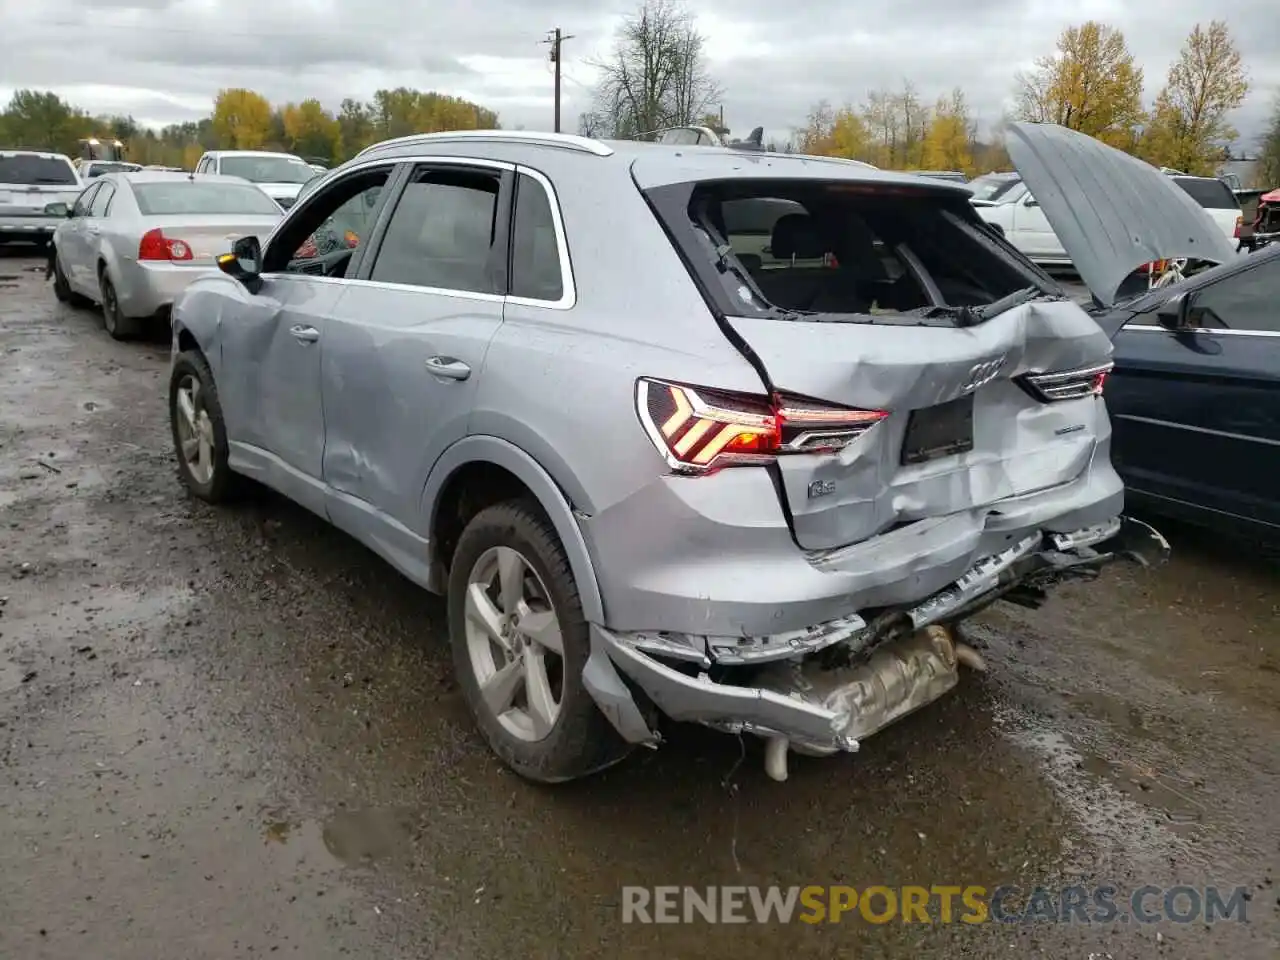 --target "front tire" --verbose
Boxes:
[52,250,89,306]
[447,500,629,783]
[169,350,240,503]
[100,271,141,340]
